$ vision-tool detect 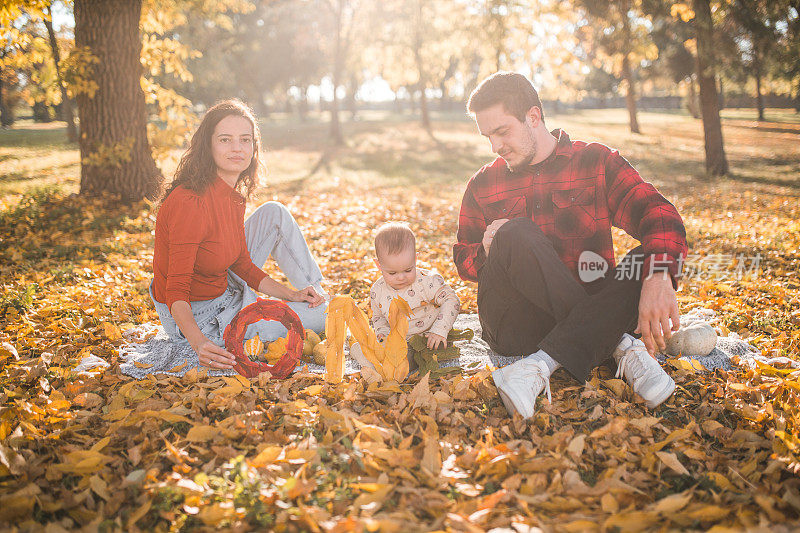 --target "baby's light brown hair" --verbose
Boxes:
[374,222,416,260]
